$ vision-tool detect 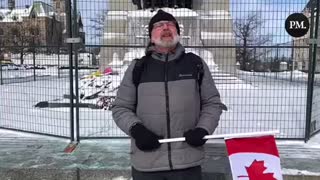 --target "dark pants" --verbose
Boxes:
[132,166,202,180]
